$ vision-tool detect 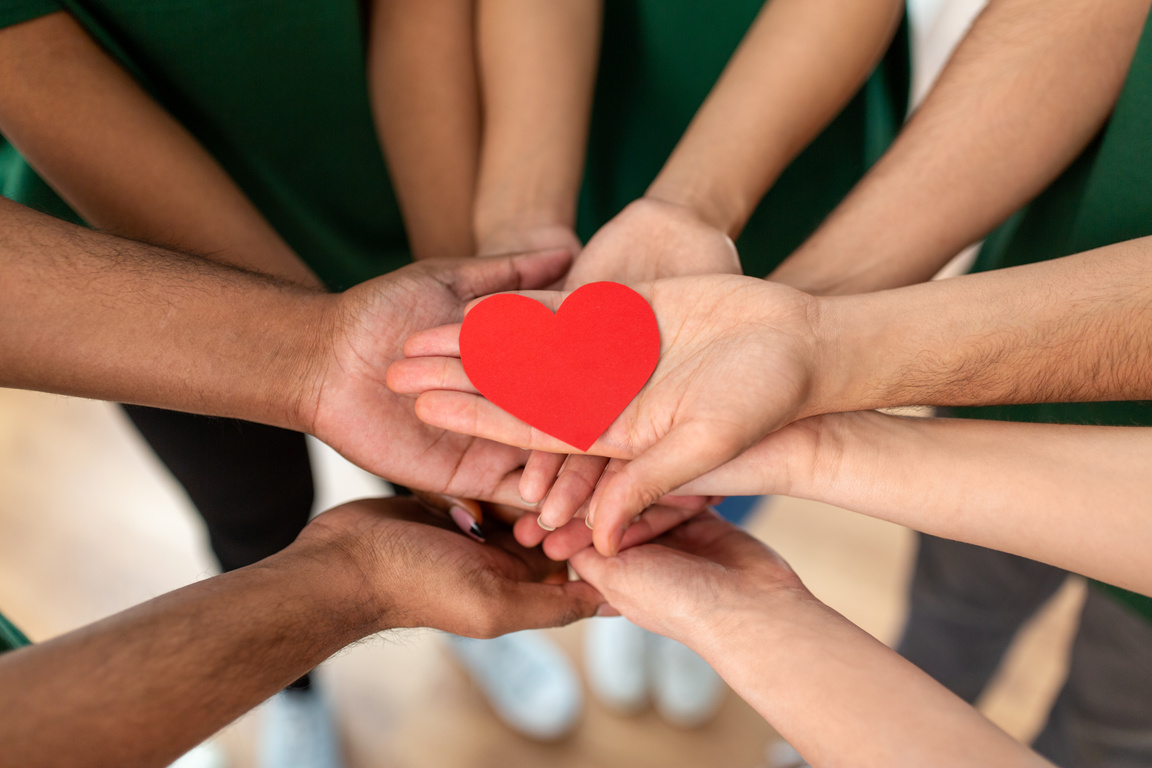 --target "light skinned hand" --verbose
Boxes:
[300,250,572,509]
[517,198,745,509]
[568,511,804,645]
[297,495,603,637]
[386,274,821,555]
